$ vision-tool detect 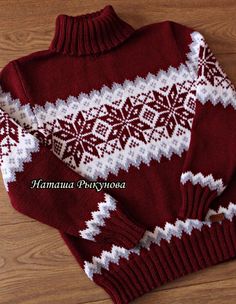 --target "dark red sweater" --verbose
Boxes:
[1,4,236,304]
